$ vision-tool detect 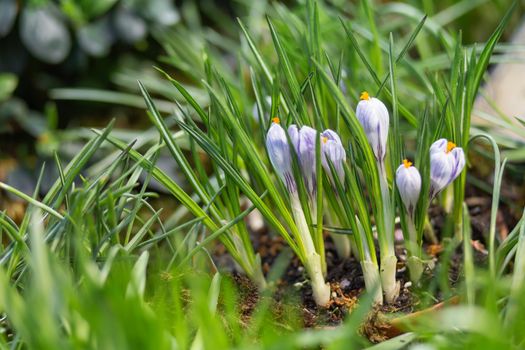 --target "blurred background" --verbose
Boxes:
[0,0,524,213]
